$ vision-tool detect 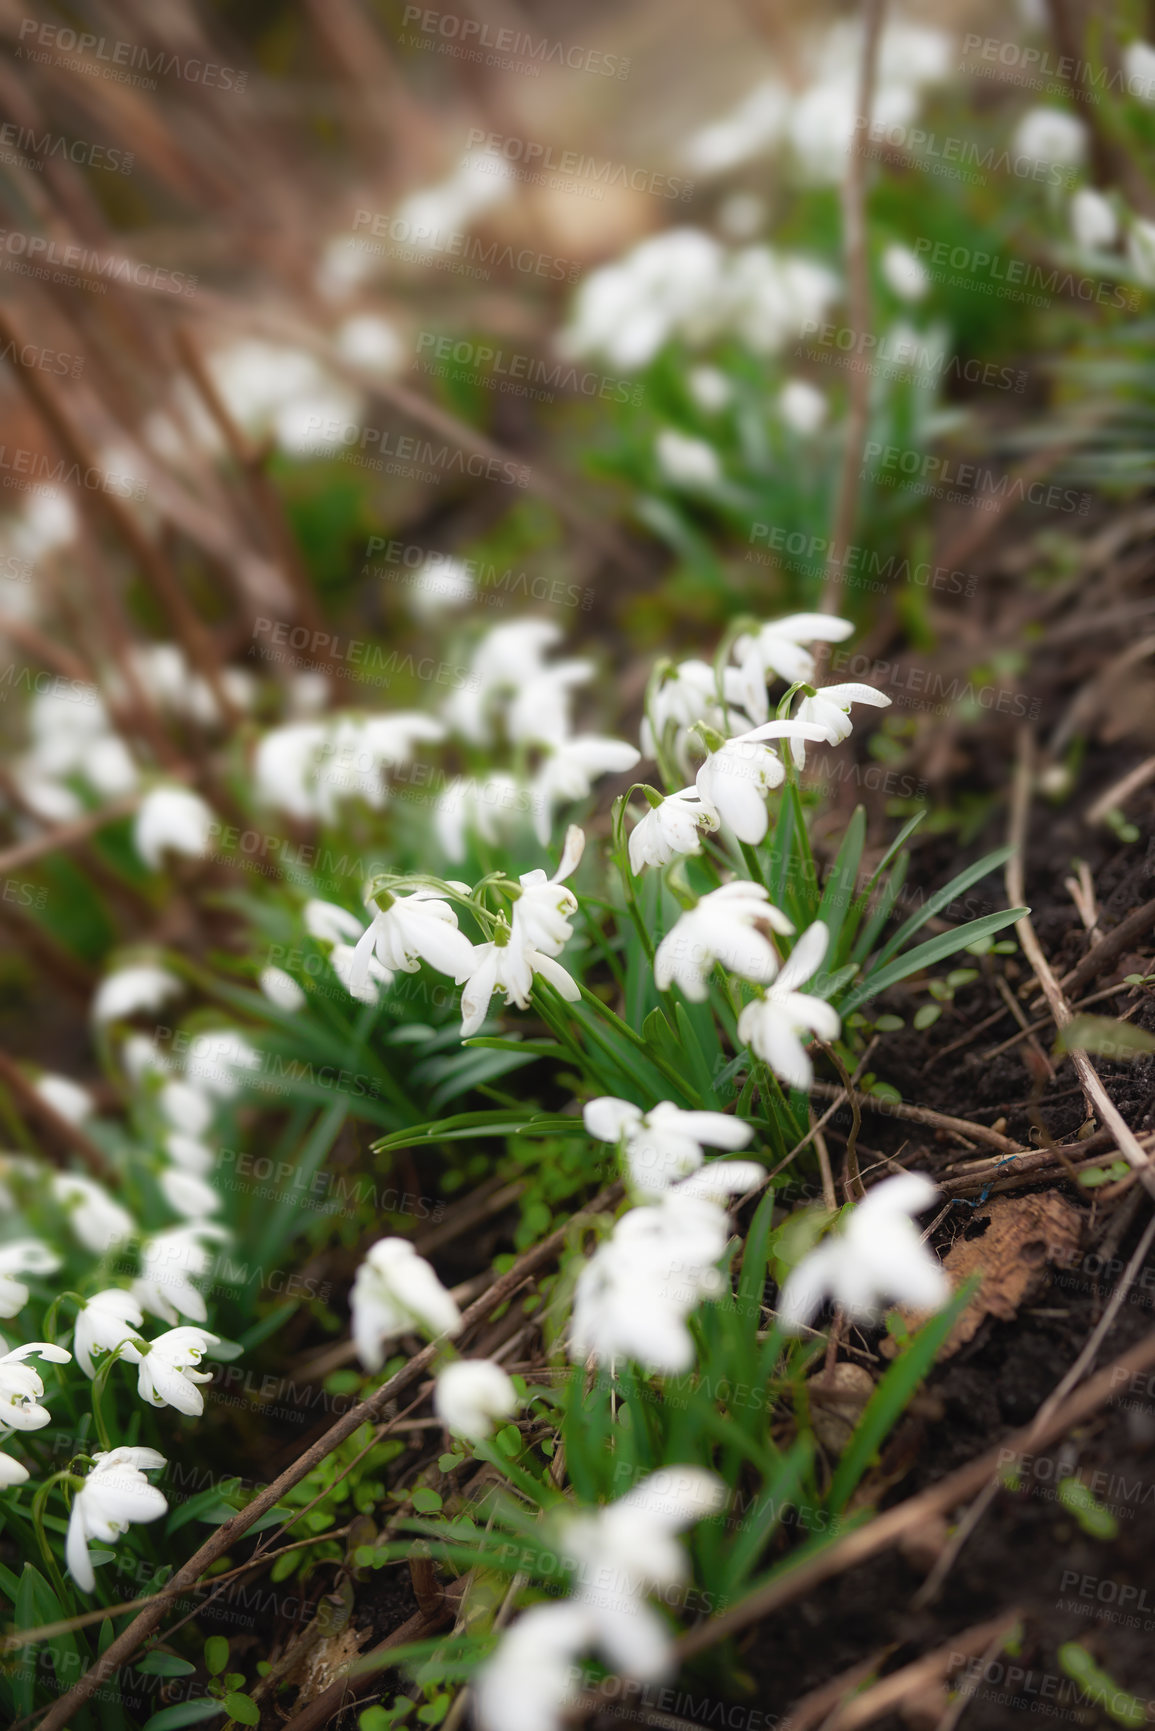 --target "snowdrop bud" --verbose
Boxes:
[52,1174,135,1254]
[656,429,722,488]
[92,964,183,1025]
[0,1240,60,1318]
[133,786,215,870]
[159,1167,221,1220]
[259,966,307,1012]
[881,243,930,302]
[777,379,827,434]
[66,1448,167,1592]
[688,366,733,413]
[350,1238,462,1371]
[34,1073,95,1124]
[0,1450,29,1486]
[1012,107,1086,169]
[1070,187,1117,251]
[1123,40,1155,103]
[434,1358,518,1441]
